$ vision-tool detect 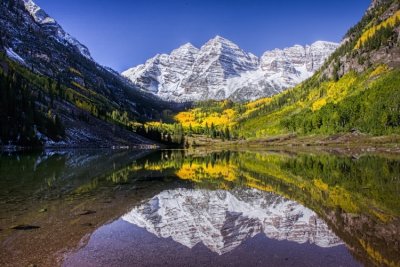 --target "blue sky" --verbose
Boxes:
[34,0,370,72]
